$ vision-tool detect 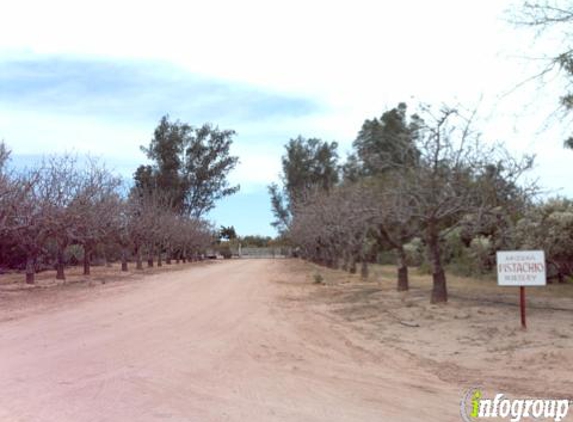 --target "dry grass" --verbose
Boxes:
[307,263,573,305]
